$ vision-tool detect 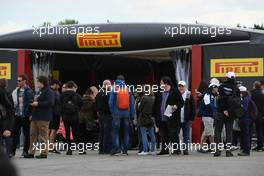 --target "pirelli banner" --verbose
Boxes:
[202,43,264,88]
[76,32,122,48]
[0,51,18,91]
[210,58,264,77]
[0,63,11,79]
